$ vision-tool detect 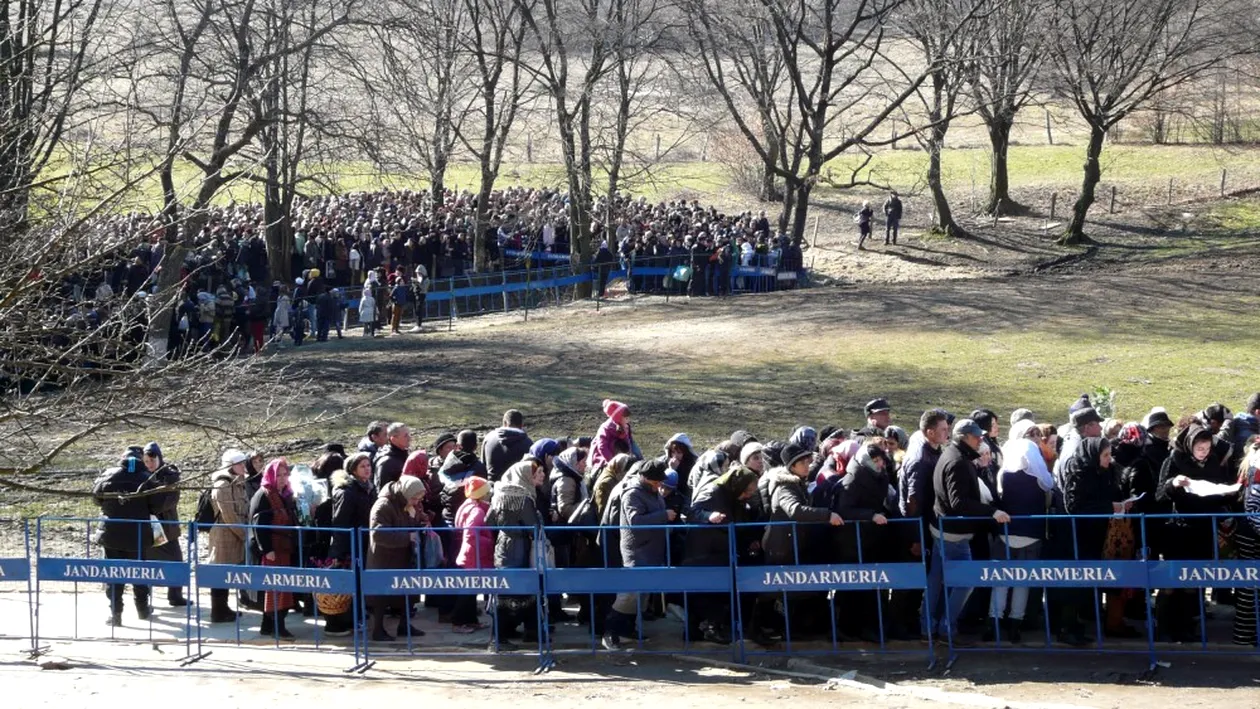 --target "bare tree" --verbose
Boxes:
[965,0,1047,215]
[458,0,529,272]
[687,0,799,230]
[0,0,107,232]
[140,0,361,353]
[690,0,978,244]
[513,0,661,285]
[349,0,473,216]
[1047,0,1242,244]
[900,0,988,237]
